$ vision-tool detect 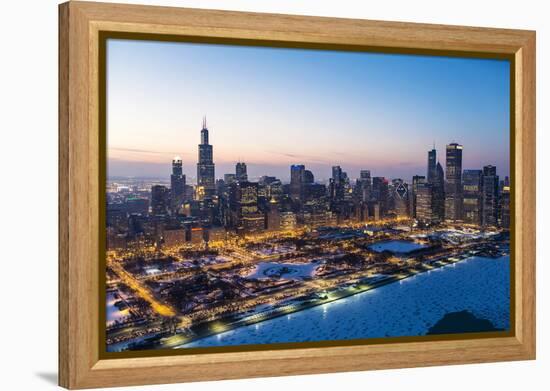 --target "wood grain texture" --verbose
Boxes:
[516,34,536,353]
[59,1,536,388]
[58,3,70,387]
